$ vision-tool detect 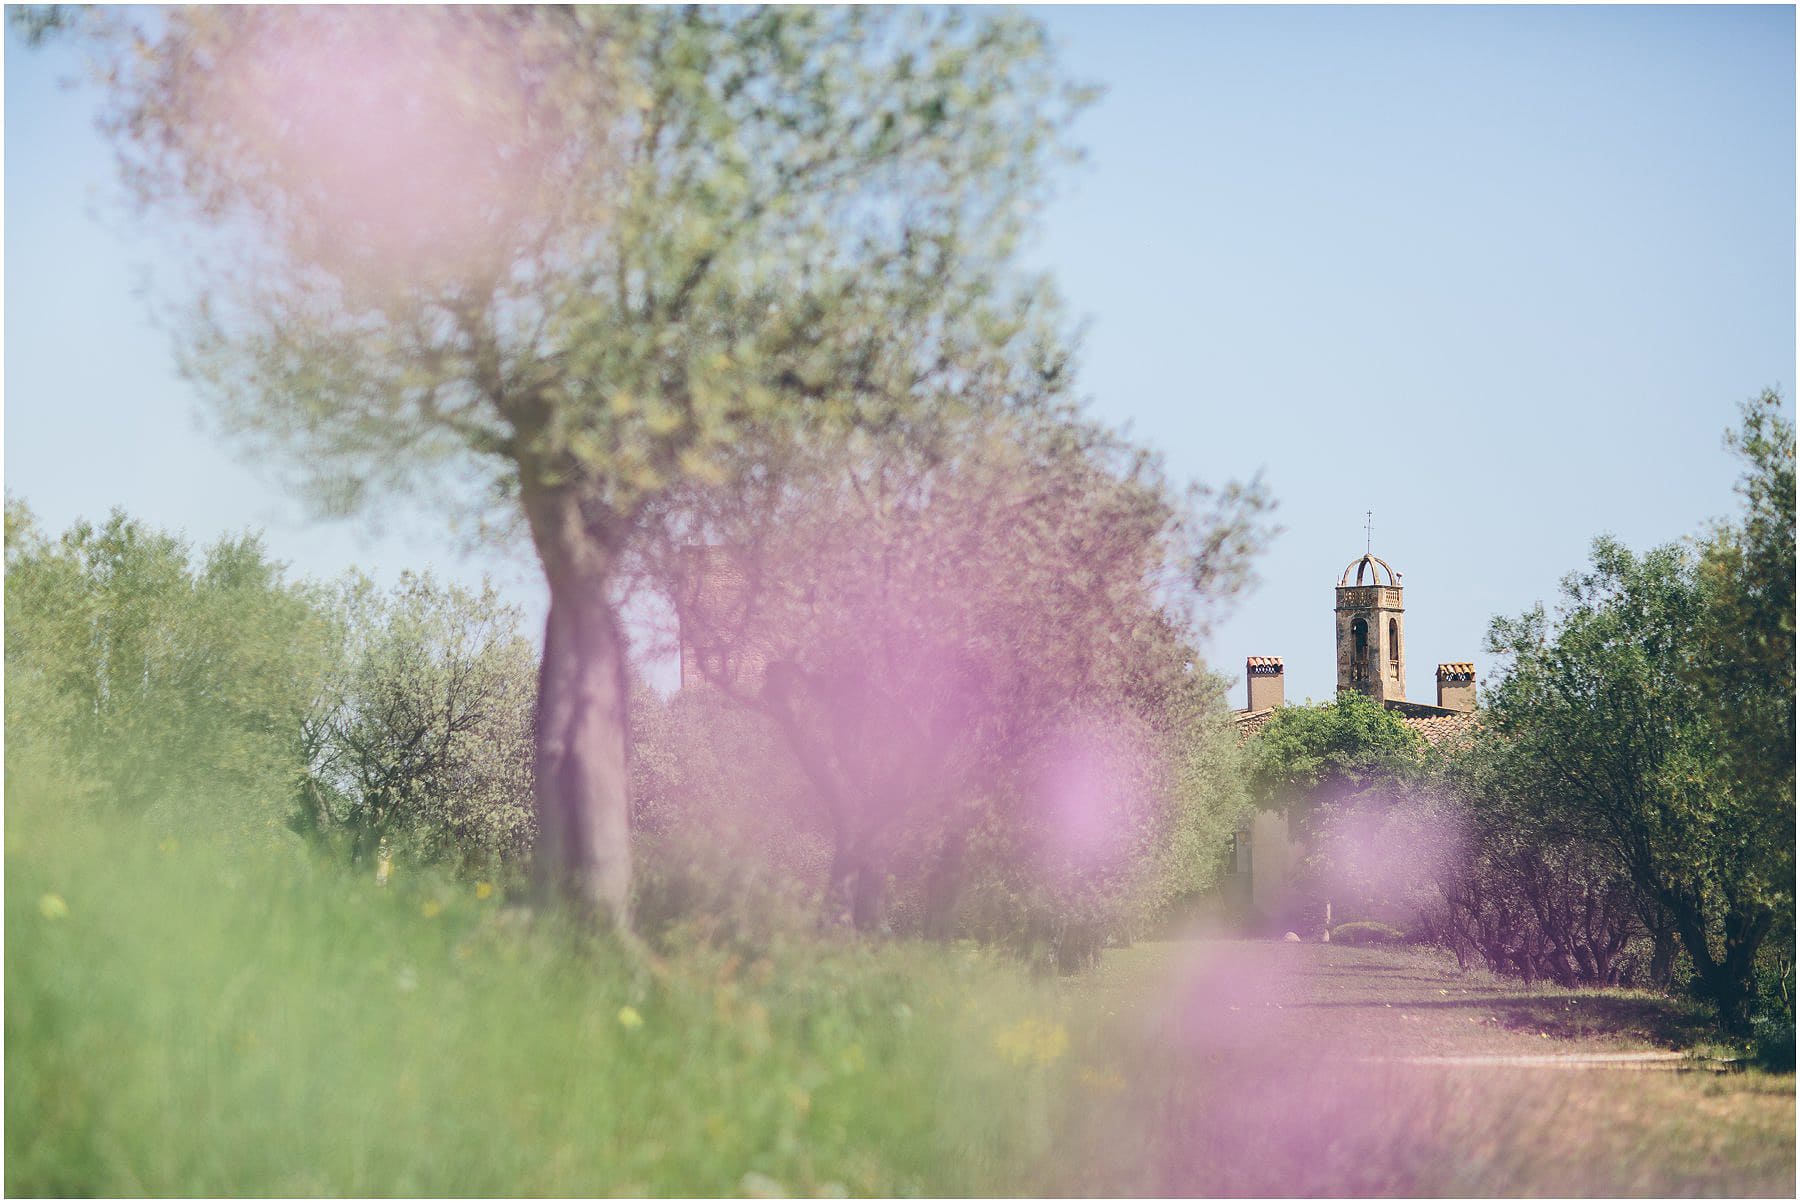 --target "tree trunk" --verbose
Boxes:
[1670,897,1773,1033]
[921,825,970,941]
[522,486,632,929]
[822,840,890,935]
[1648,928,1676,992]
